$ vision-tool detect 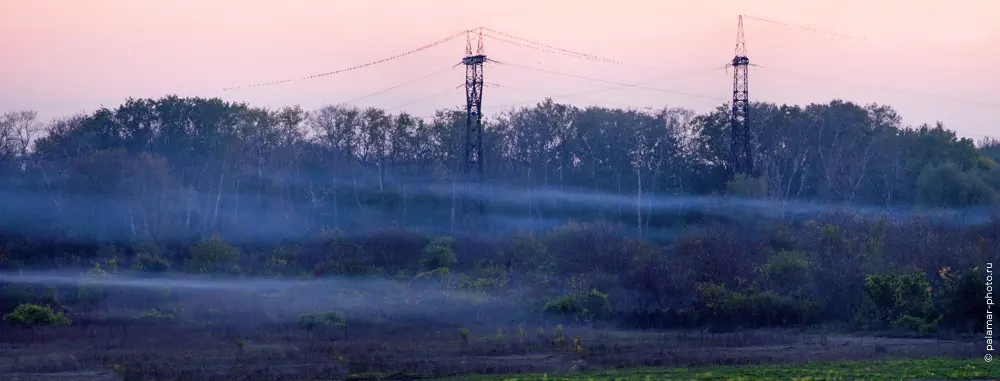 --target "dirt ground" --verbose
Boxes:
[0,282,984,380]
[0,318,981,381]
